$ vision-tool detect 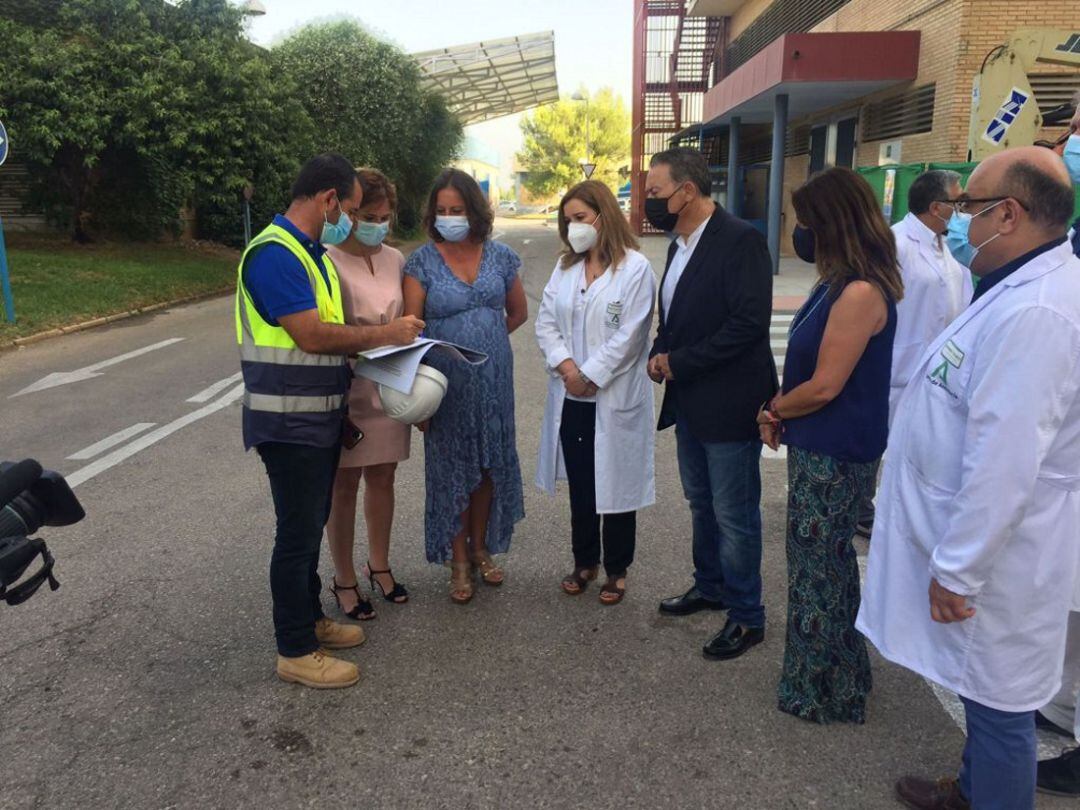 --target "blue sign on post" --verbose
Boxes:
[0,118,16,323]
